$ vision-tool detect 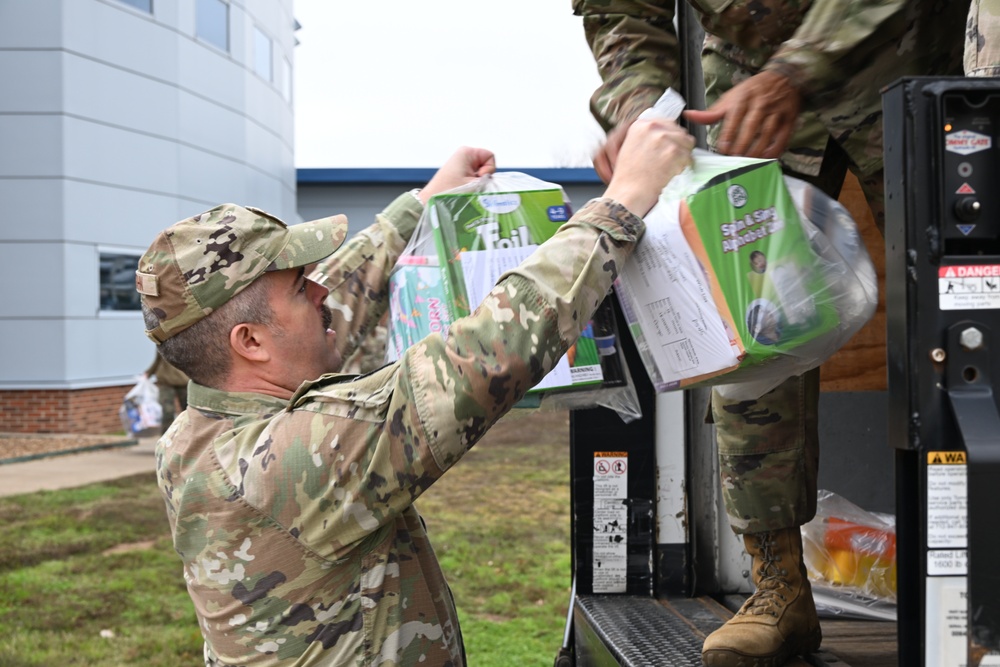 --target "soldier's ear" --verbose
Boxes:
[230,322,271,364]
